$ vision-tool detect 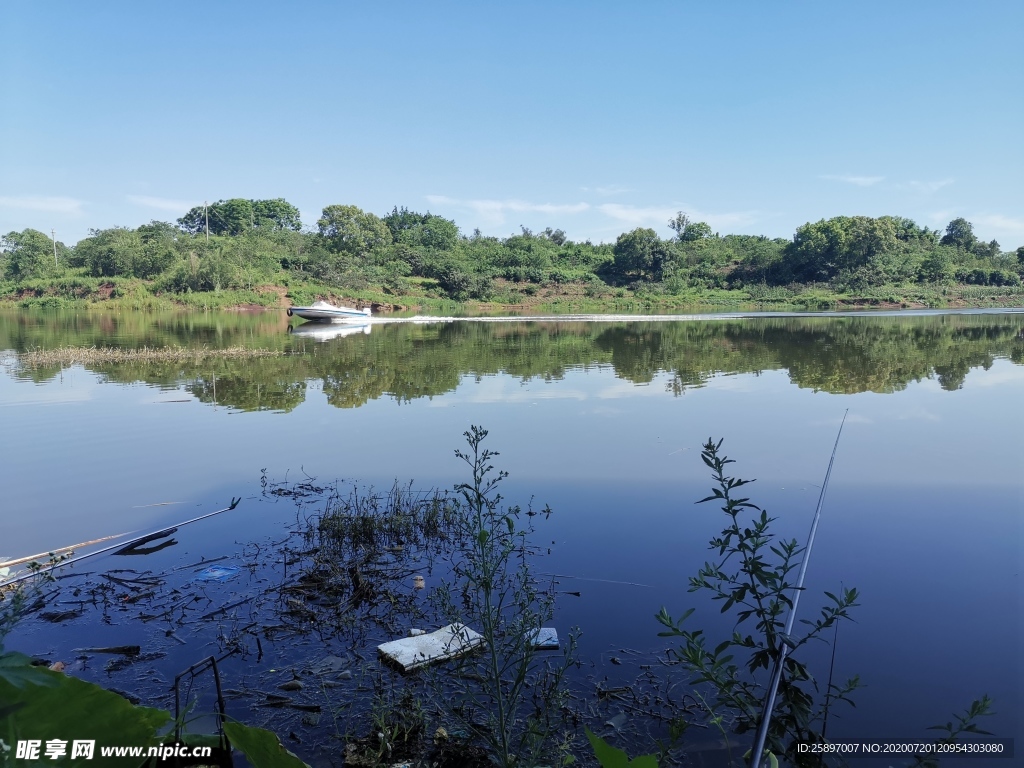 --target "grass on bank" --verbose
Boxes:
[3,271,1024,315]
